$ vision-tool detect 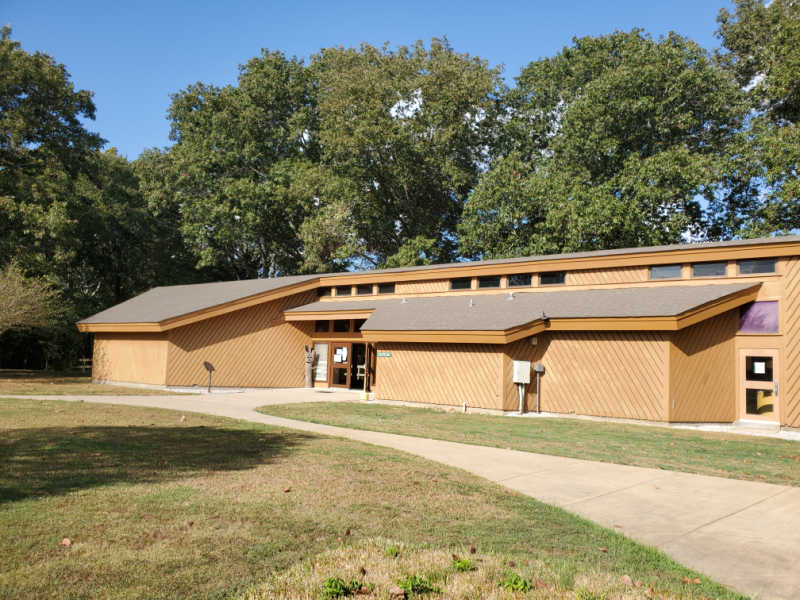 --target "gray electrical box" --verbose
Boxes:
[512,360,531,384]
[533,363,545,373]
